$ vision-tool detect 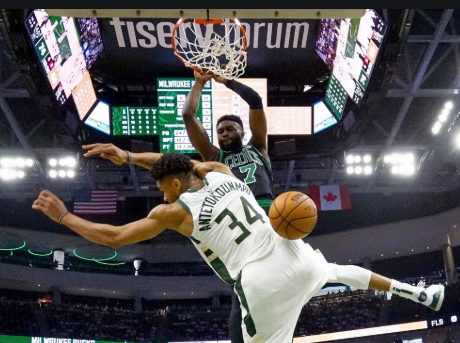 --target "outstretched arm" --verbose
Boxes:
[32,190,190,249]
[214,75,269,160]
[182,71,220,161]
[83,143,161,170]
[193,161,236,180]
[83,143,200,170]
